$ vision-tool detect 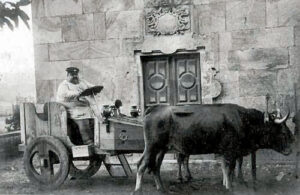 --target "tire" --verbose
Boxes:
[69,155,105,179]
[23,136,70,189]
